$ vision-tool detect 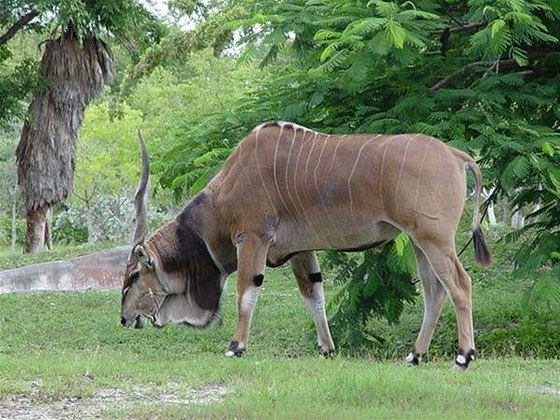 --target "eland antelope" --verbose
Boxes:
[120,121,490,369]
